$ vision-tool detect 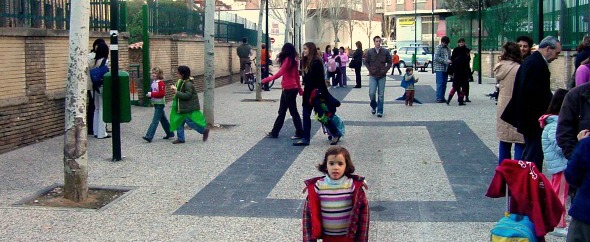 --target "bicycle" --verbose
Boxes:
[244,59,274,91]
